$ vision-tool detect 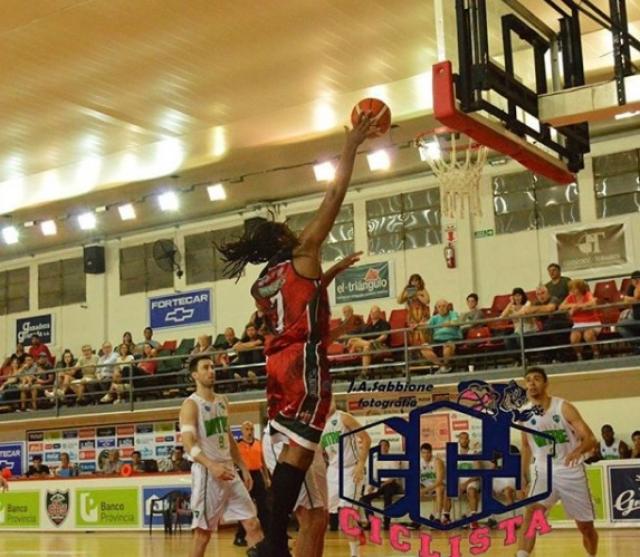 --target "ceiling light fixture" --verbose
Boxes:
[40,220,58,236]
[418,141,441,161]
[118,203,136,221]
[77,212,97,230]
[313,162,336,182]
[158,191,179,211]
[367,150,391,171]
[207,183,227,201]
[2,226,18,245]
